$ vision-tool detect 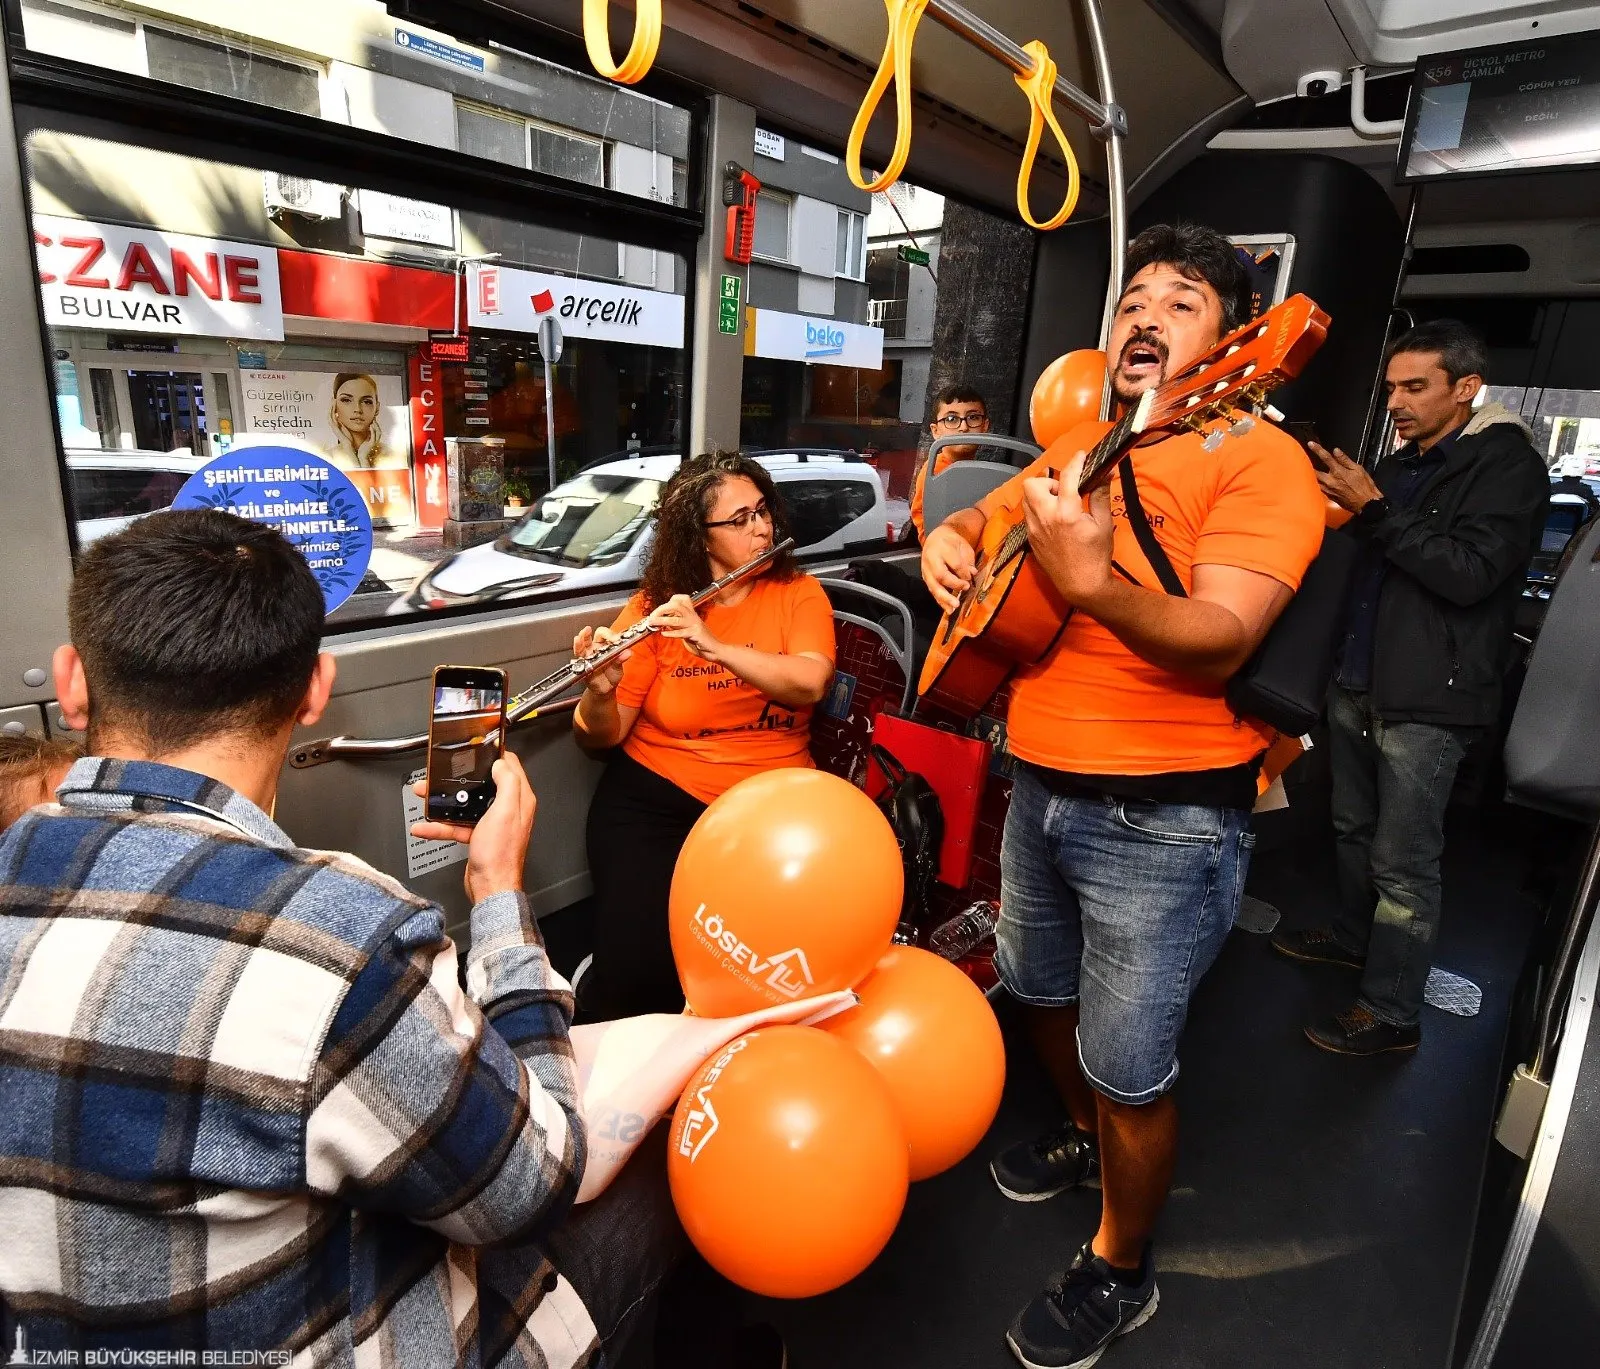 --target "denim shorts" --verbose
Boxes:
[996,765,1255,1105]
